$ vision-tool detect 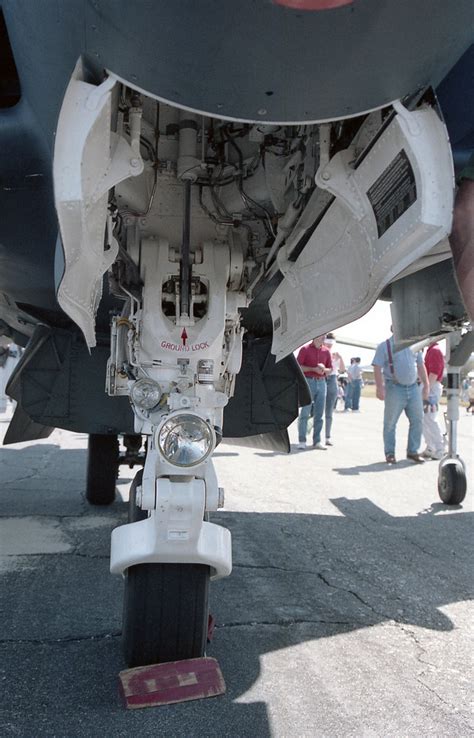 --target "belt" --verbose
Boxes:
[386,379,417,387]
[305,376,326,381]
